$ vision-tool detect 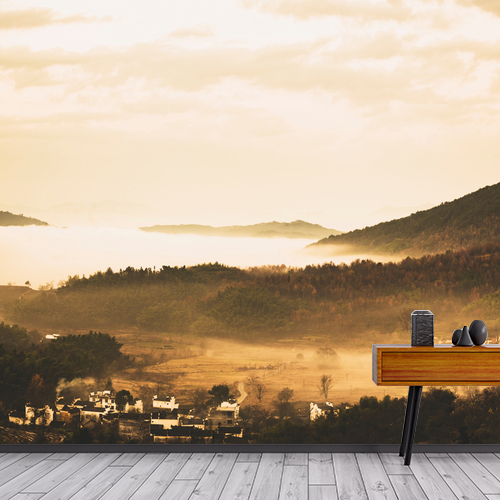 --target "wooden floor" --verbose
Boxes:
[2,452,500,499]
